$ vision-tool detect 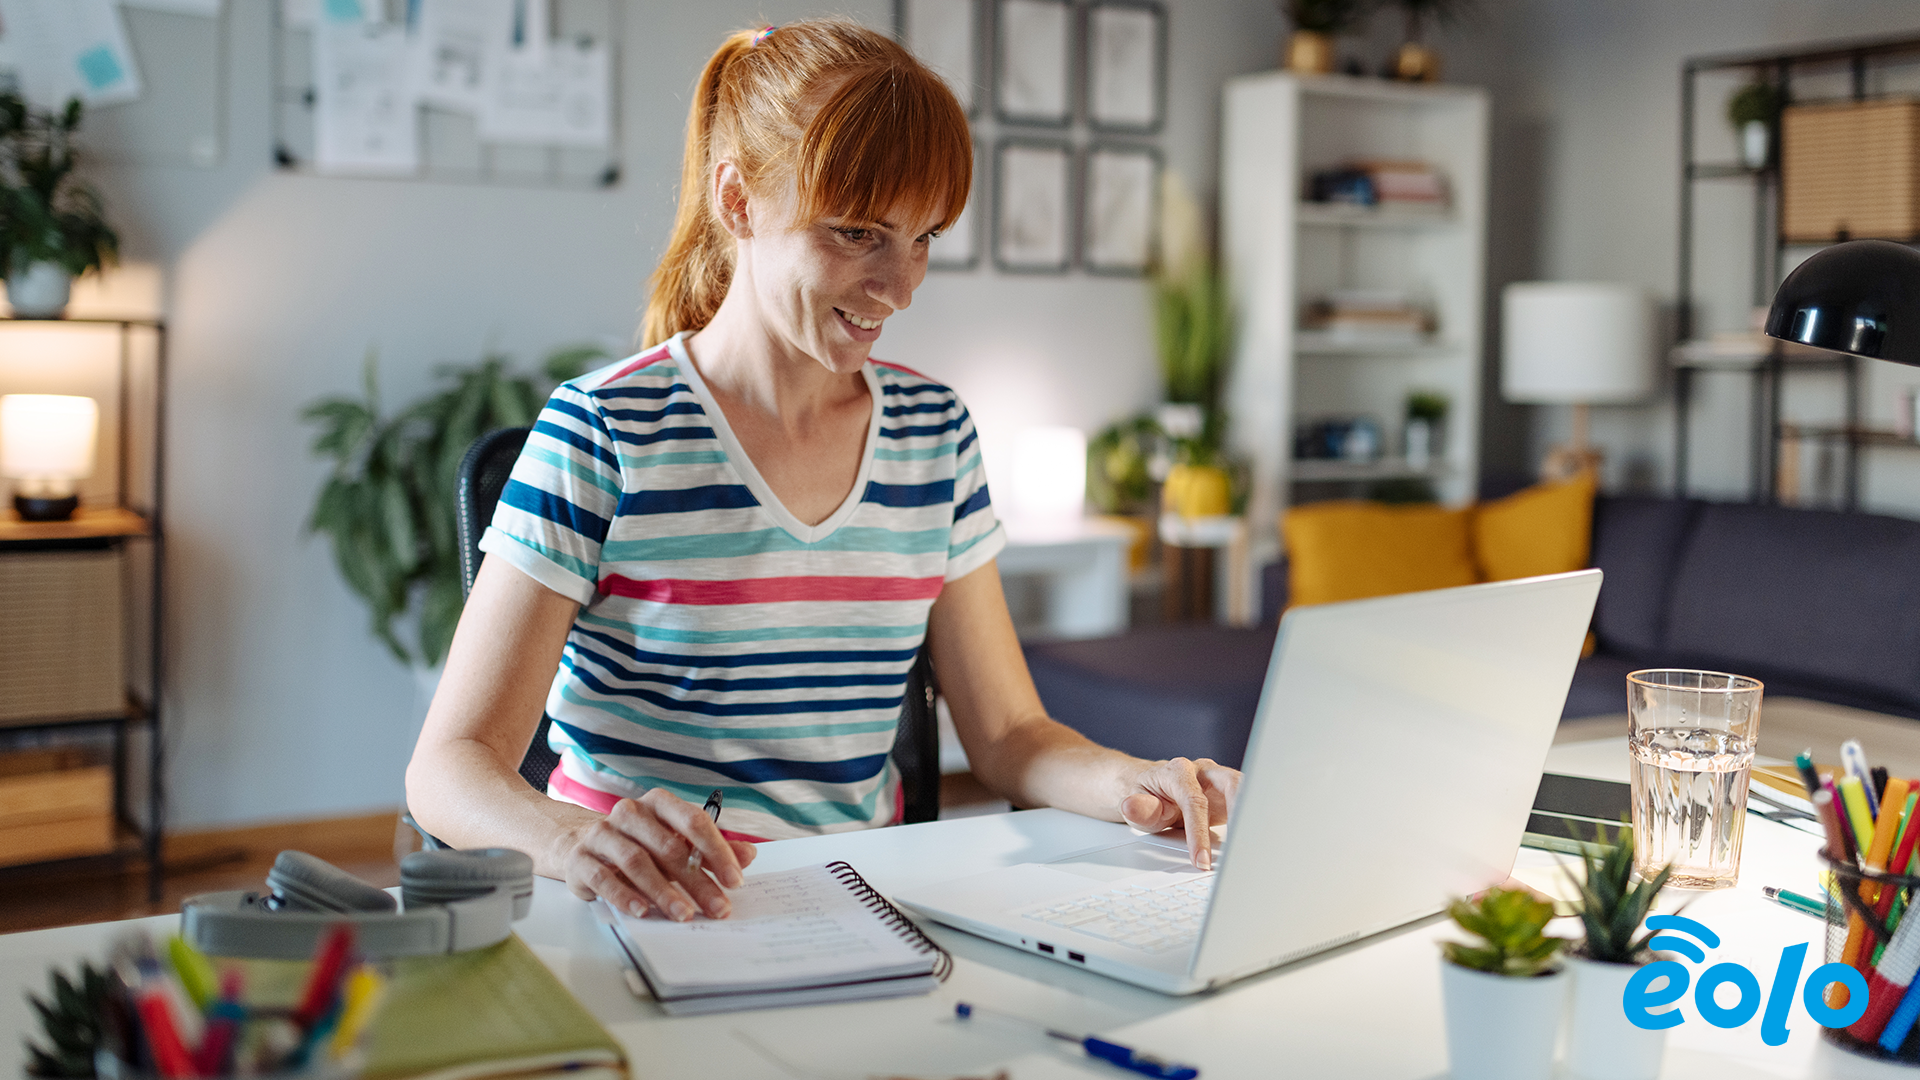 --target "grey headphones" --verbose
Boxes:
[181,848,534,959]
